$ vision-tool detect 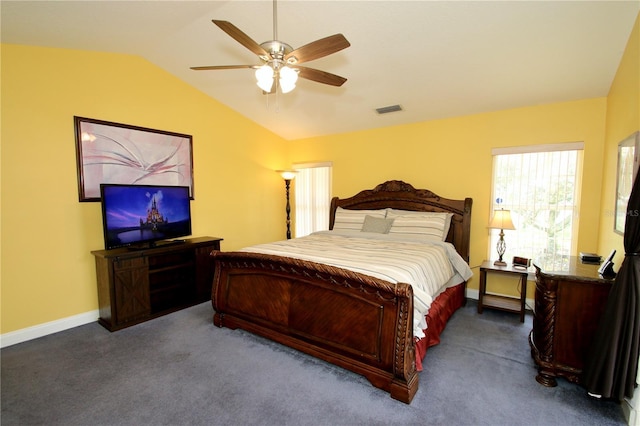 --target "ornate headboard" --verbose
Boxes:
[329,180,473,263]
